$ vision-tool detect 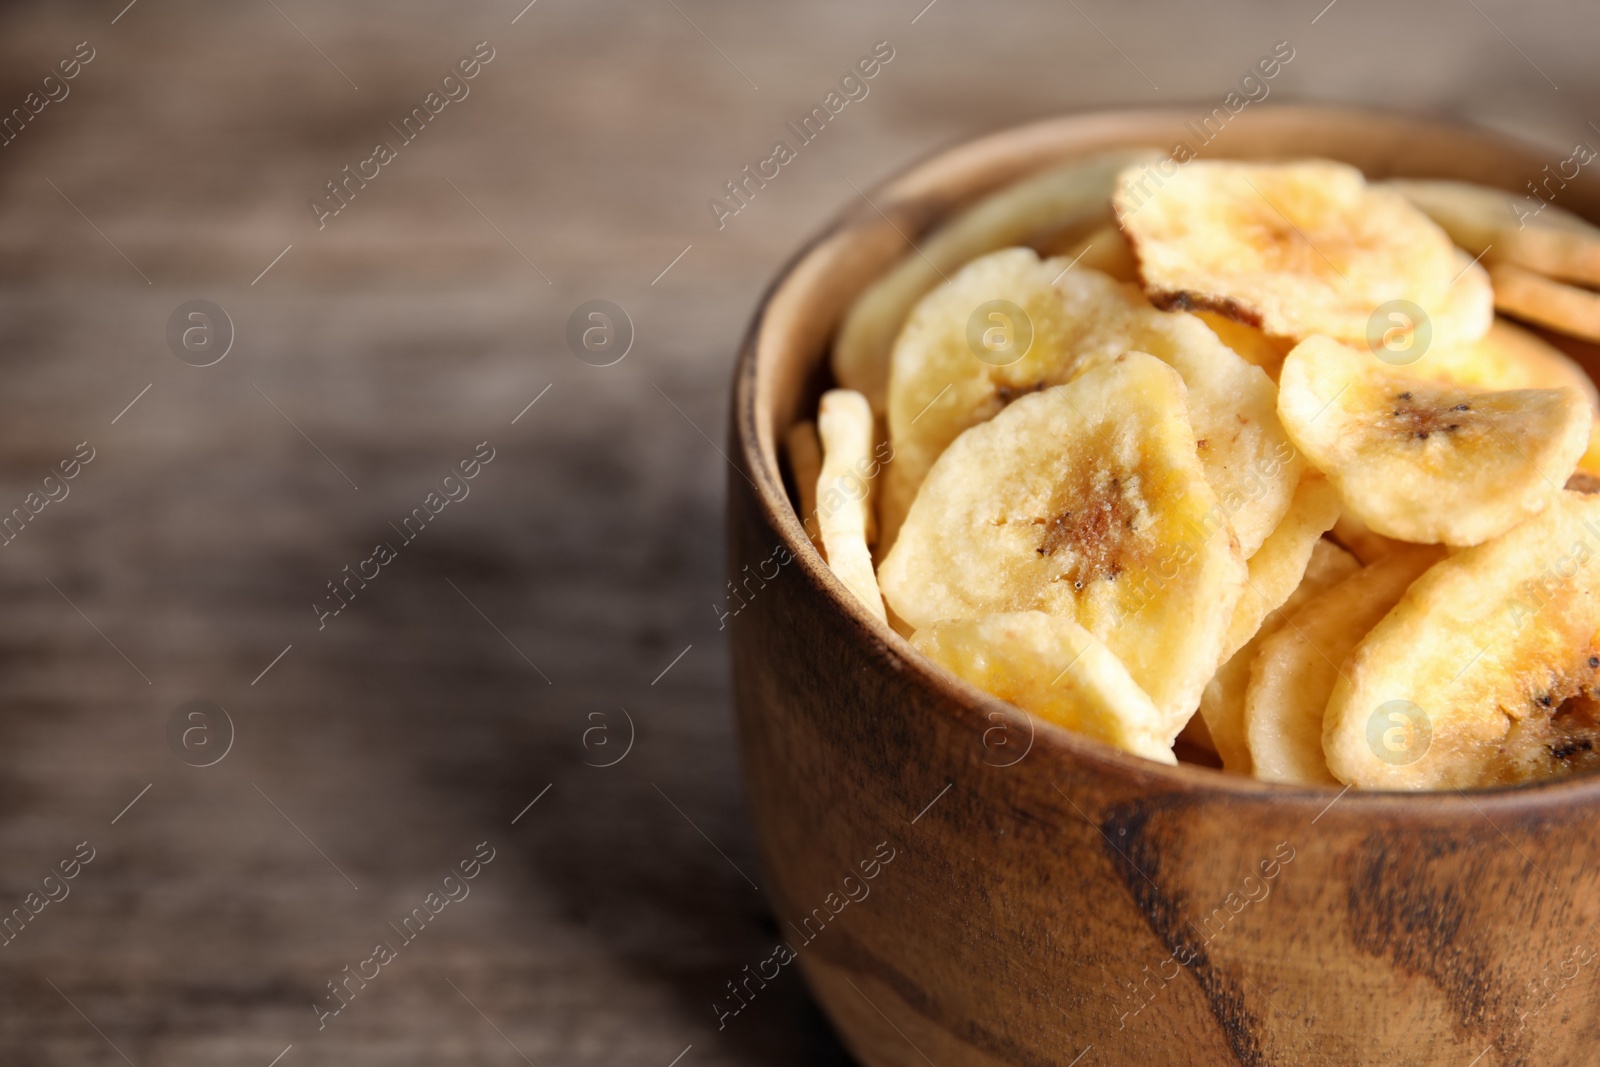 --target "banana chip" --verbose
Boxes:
[816,390,887,623]
[879,353,1246,720]
[1219,474,1344,665]
[1040,223,1140,282]
[1194,310,1293,380]
[1248,545,1445,785]
[834,150,1161,411]
[1490,262,1600,344]
[912,611,1178,763]
[1325,492,1600,789]
[786,420,824,552]
[881,249,1300,558]
[1199,537,1360,773]
[1411,317,1598,401]
[1278,335,1589,545]
[1329,512,1403,565]
[1385,178,1600,288]
[1116,160,1493,349]
[1404,317,1600,476]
